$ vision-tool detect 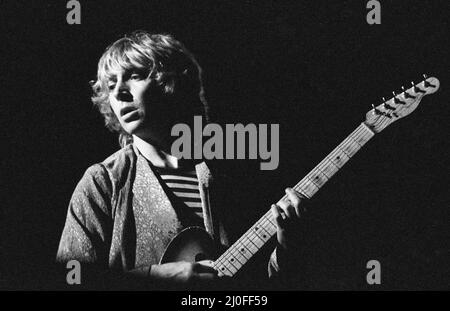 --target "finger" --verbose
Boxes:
[292,188,307,200]
[198,259,215,267]
[276,197,289,210]
[271,204,284,229]
[279,197,294,220]
[286,188,301,206]
[193,262,218,274]
[288,188,308,216]
[285,204,297,220]
[285,189,301,218]
[197,272,219,281]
